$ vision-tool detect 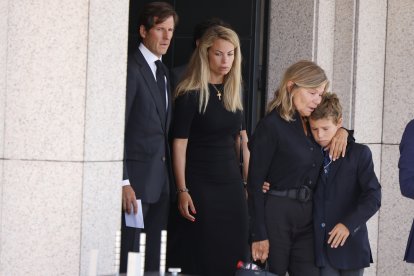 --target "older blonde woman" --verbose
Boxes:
[248,60,350,276]
[171,26,249,275]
